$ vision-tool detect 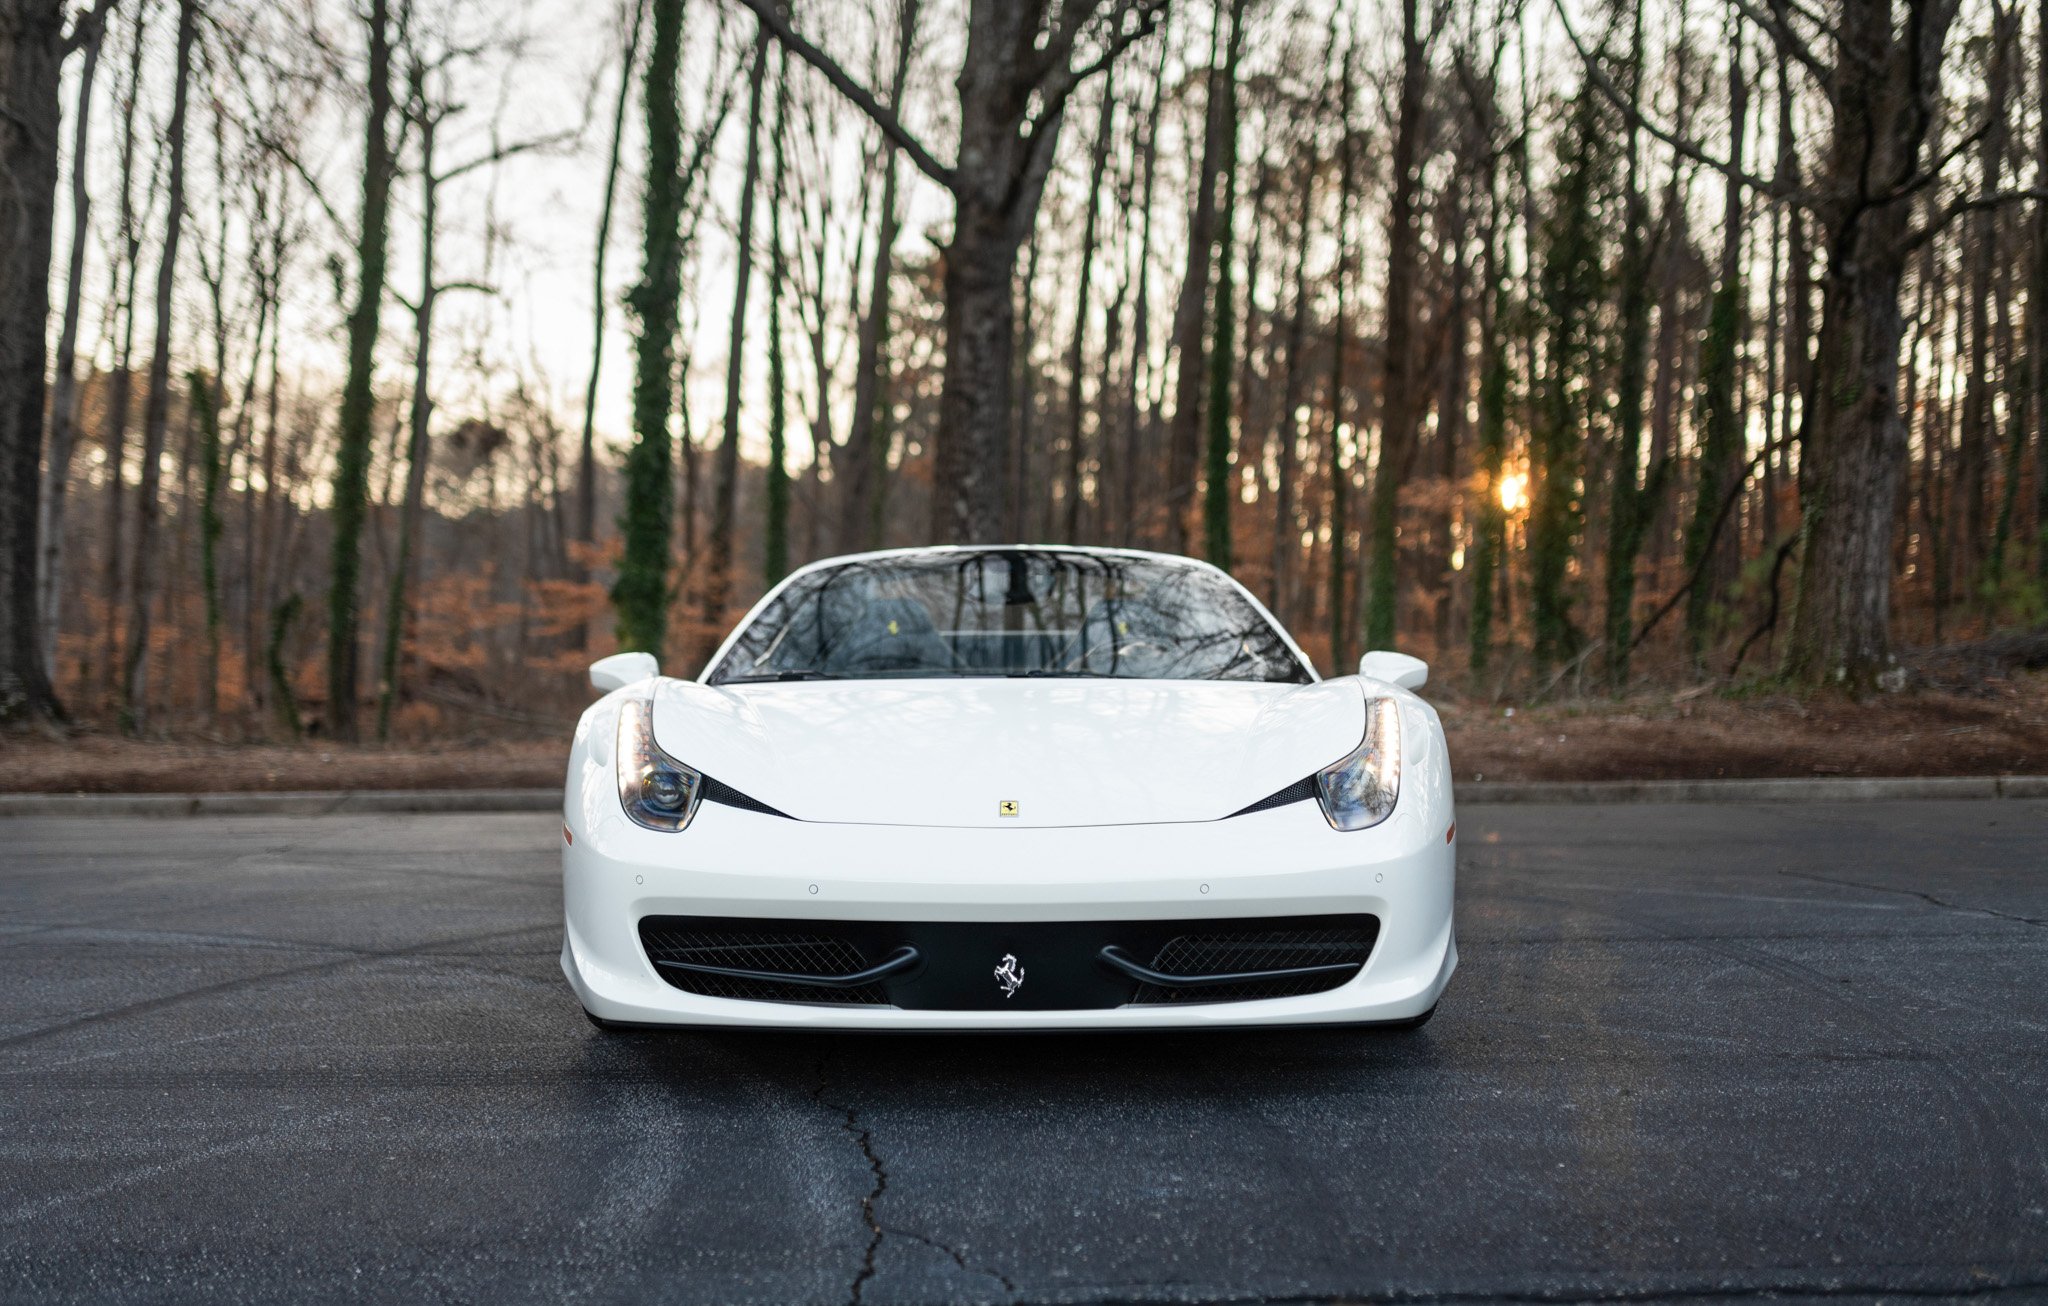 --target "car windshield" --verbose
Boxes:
[708,551,1311,685]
